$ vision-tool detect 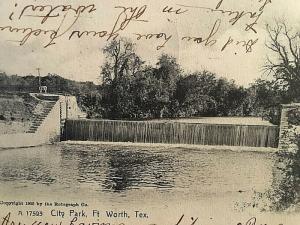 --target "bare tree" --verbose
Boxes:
[264,20,300,100]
